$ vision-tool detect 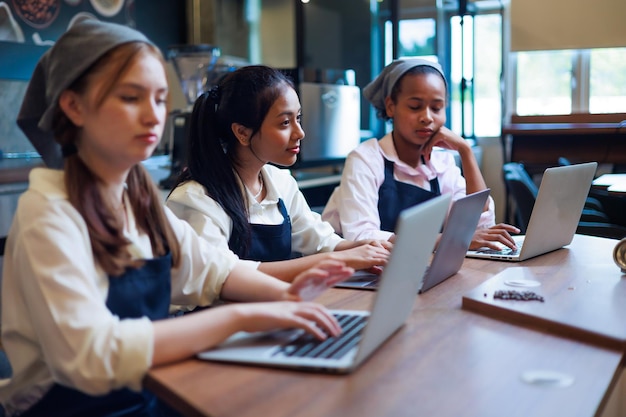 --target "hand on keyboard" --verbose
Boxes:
[469,223,521,251]
[289,260,354,301]
[275,313,368,359]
